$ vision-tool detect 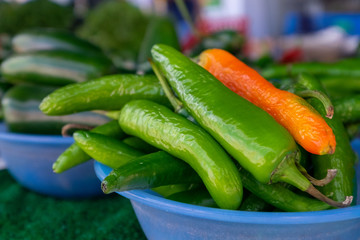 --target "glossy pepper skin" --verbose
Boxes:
[52,120,126,173]
[199,49,336,155]
[119,100,243,210]
[40,74,171,116]
[73,131,144,169]
[297,74,357,203]
[101,151,202,194]
[151,44,300,186]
